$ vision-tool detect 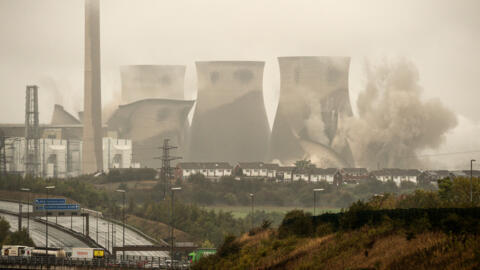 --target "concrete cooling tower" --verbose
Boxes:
[188,61,270,163]
[270,56,355,167]
[107,99,194,168]
[121,65,185,103]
